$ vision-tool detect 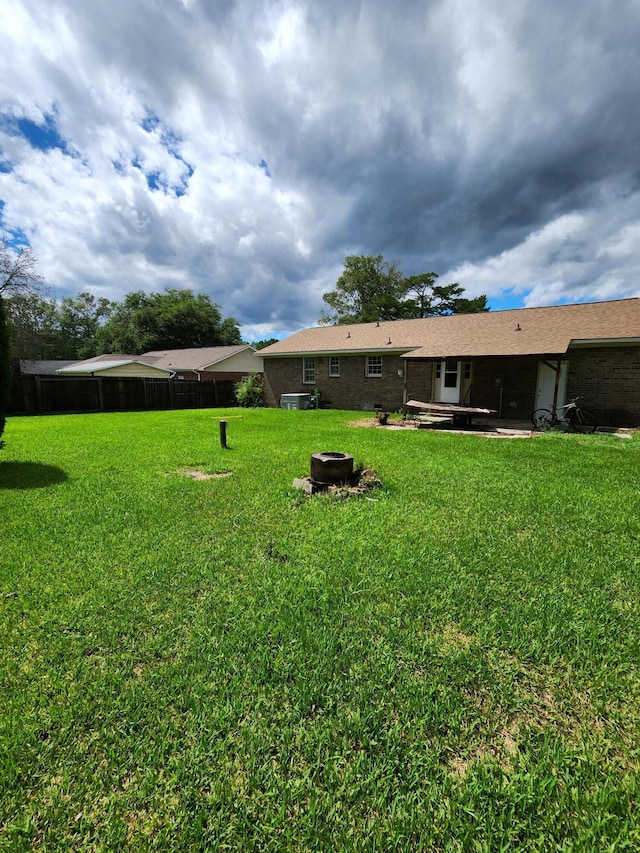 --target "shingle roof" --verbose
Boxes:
[61,354,141,364]
[141,345,253,369]
[19,360,78,375]
[55,346,258,375]
[259,298,640,359]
